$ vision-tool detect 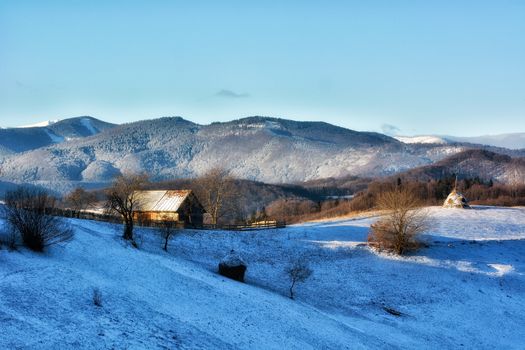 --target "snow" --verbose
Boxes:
[1,206,524,349]
[220,250,247,267]
[133,190,191,212]
[43,129,65,143]
[16,120,60,128]
[1,117,470,190]
[396,133,525,149]
[394,135,448,144]
[445,133,525,150]
[80,117,98,135]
